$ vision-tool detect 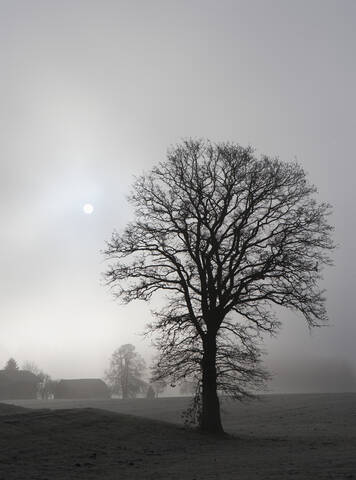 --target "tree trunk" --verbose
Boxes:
[200,333,224,434]
[121,357,128,399]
